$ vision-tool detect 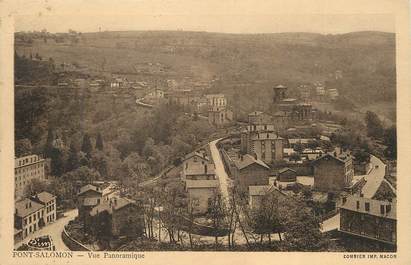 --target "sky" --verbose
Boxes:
[8,0,396,34]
